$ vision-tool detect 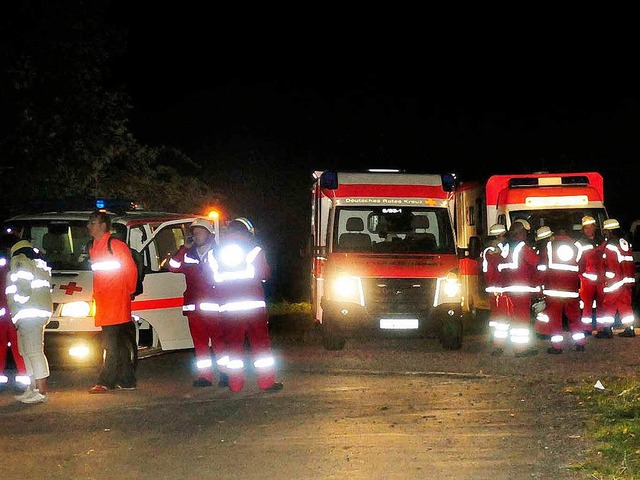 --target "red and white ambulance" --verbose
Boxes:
[310,170,465,350]
[455,172,609,321]
[3,199,220,366]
